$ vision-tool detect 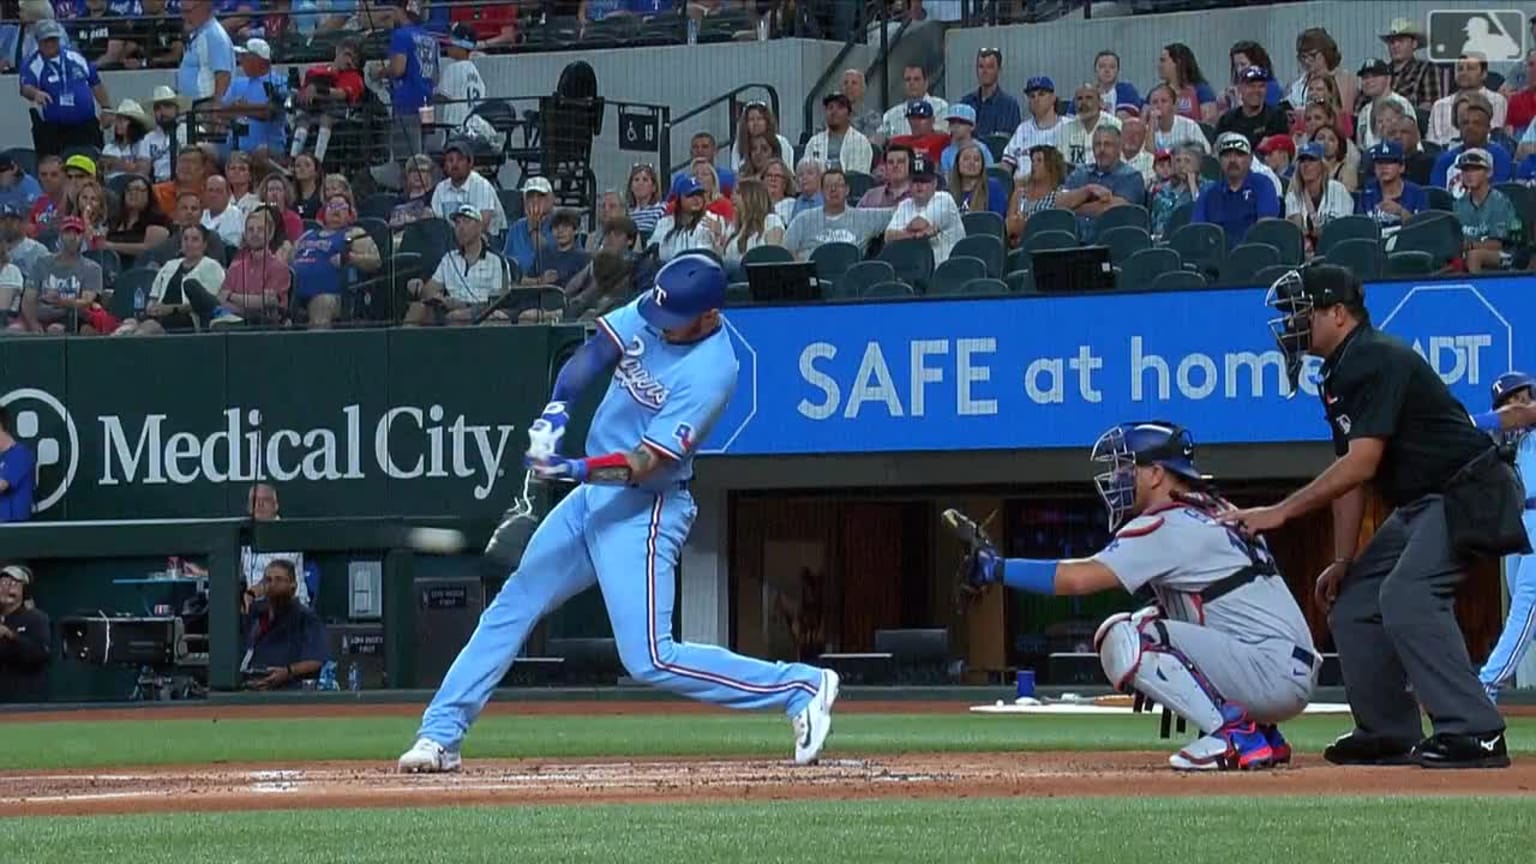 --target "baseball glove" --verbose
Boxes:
[940,508,1001,604]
